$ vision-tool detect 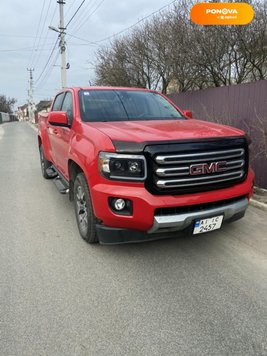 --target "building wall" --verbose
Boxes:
[169,80,267,189]
[0,112,18,124]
